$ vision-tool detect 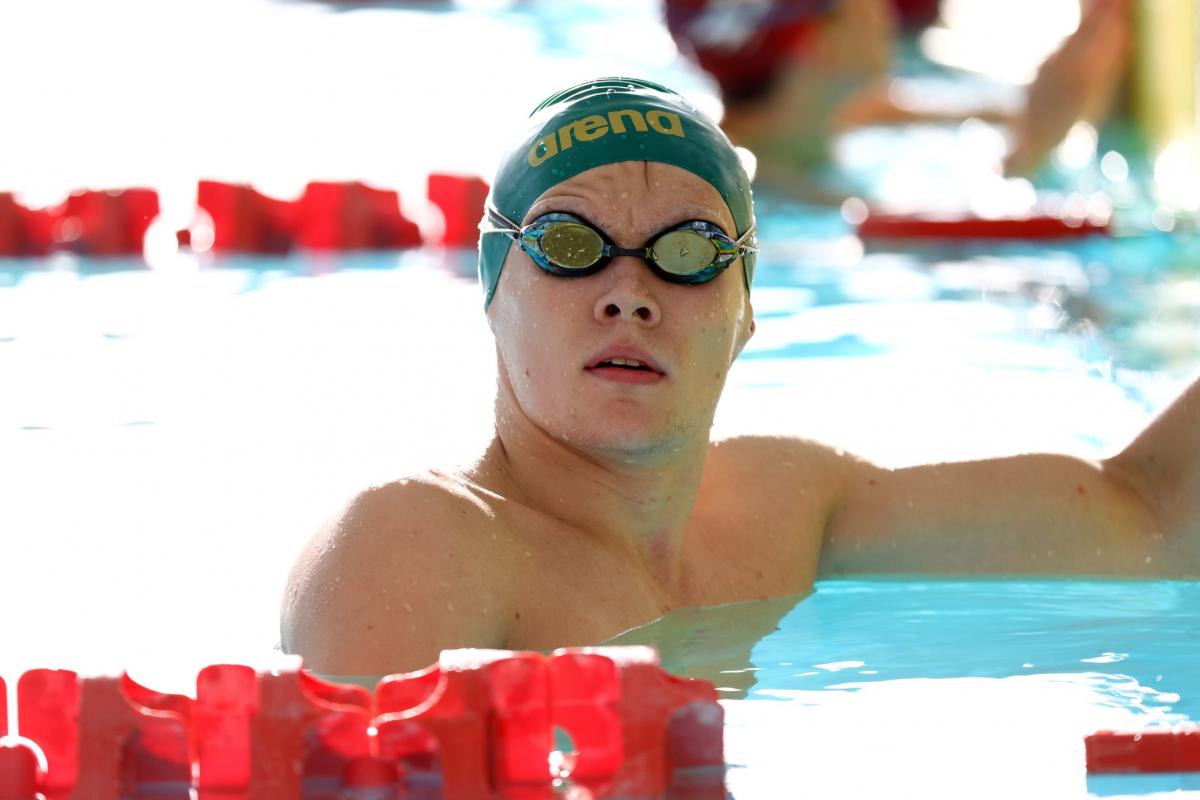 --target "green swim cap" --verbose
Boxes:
[479,77,755,308]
